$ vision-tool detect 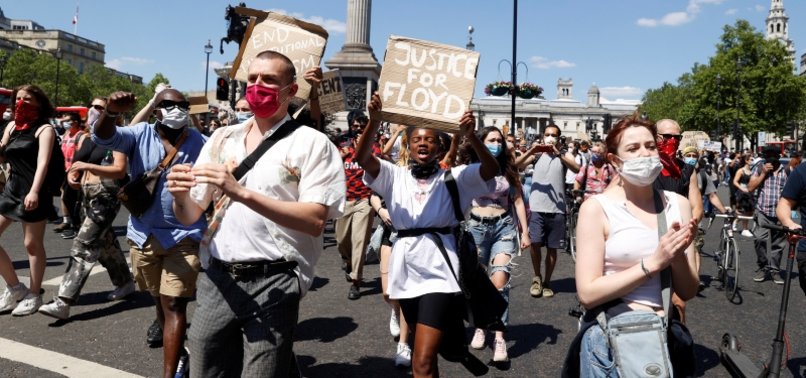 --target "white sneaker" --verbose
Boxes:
[741,230,754,238]
[0,283,28,313]
[493,338,509,362]
[394,343,411,367]
[11,293,42,316]
[389,308,400,338]
[39,297,70,320]
[107,280,135,301]
[470,328,486,350]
